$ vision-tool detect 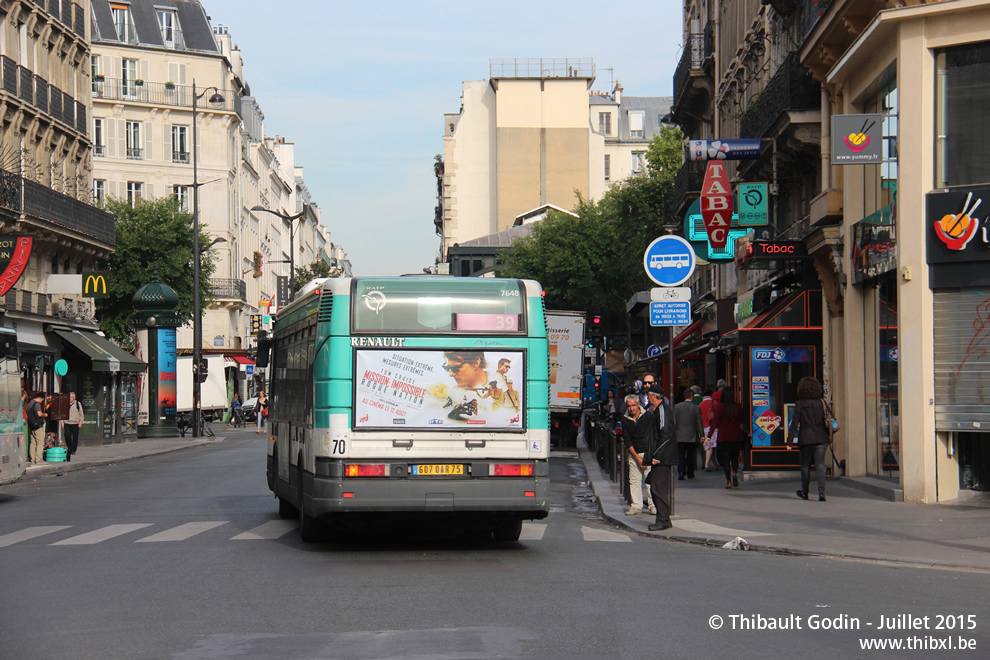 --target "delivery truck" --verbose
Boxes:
[546,310,586,447]
[177,355,229,420]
